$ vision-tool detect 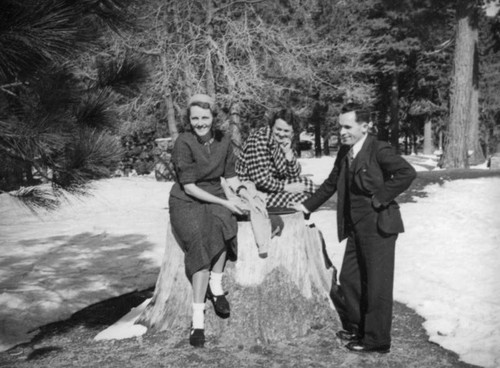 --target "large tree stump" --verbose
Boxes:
[136,212,337,344]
